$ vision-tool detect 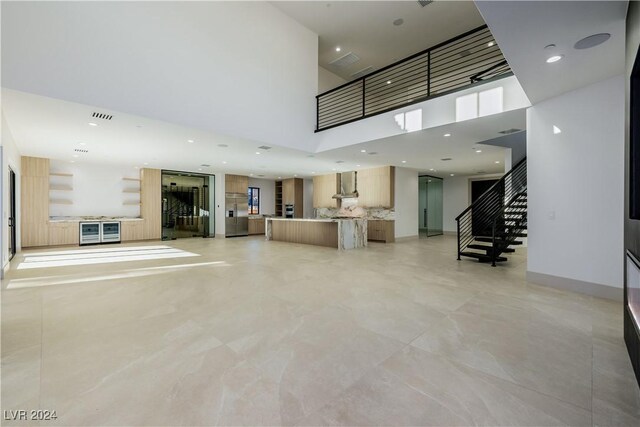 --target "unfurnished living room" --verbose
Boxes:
[1,1,640,426]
